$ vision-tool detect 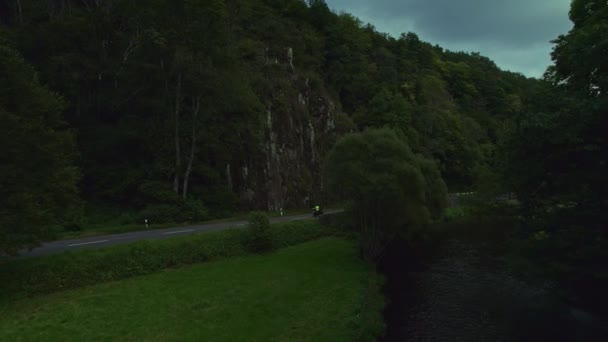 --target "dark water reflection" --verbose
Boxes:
[380,239,607,342]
